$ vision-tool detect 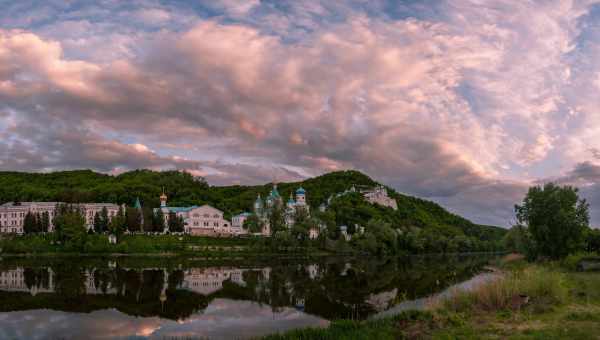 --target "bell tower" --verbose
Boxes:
[160,188,168,207]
